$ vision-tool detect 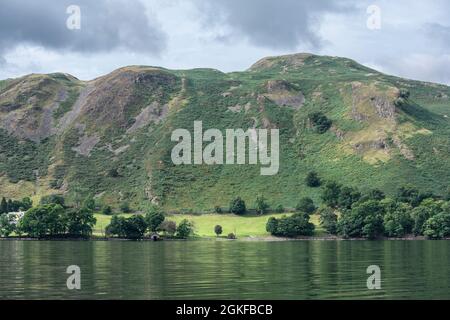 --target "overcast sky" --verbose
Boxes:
[1,0,449,84]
